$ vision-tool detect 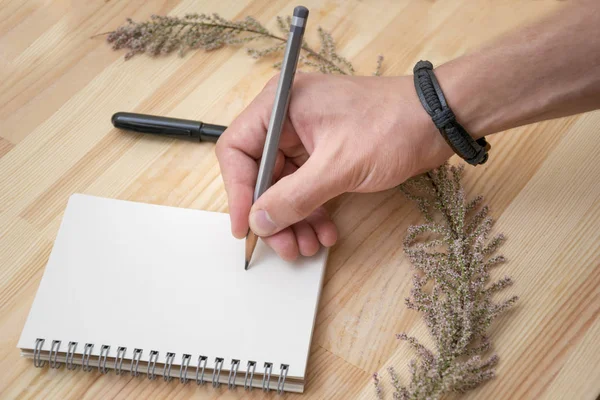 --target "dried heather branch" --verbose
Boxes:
[373,373,385,400]
[374,163,518,399]
[102,13,380,75]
